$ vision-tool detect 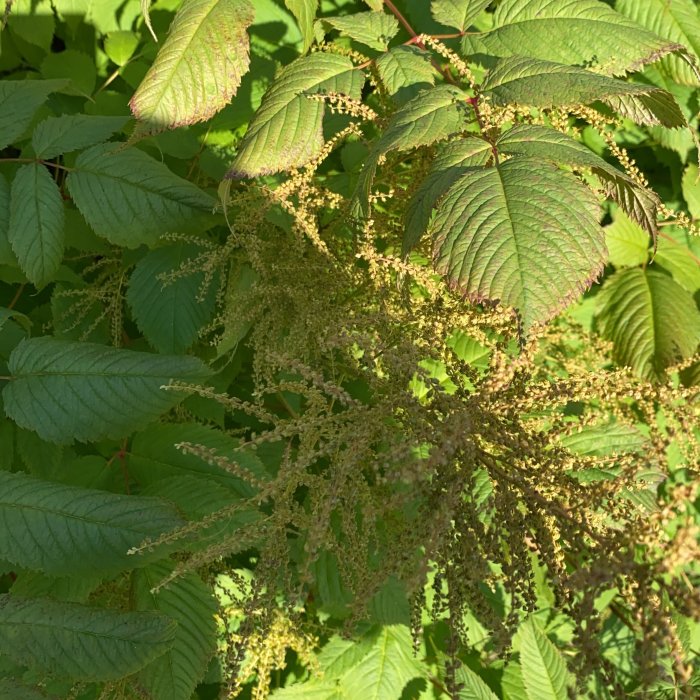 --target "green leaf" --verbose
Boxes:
[131,0,254,130]
[227,52,364,178]
[559,422,647,457]
[462,0,683,76]
[8,164,64,288]
[134,562,217,700]
[32,115,129,159]
[519,618,570,700]
[597,268,700,379]
[403,136,493,253]
[3,337,212,443]
[339,625,423,700]
[0,594,176,681]
[430,157,607,331]
[127,422,265,495]
[455,663,499,699]
[6,0,55,51]
[285,0,318,52]
[0,308,31,333]
[481,56,686,128]
[0,80,68,150]
[11,570,102,603]
[41,50,97,97]
[353,84,470,217]
[104,30,140,66]
[321,11,399,51]
[654,227,700,293]
[66,143,216,248]
[431,0,491,31]
[0,174,12,266]
[605,209,649,268]
[318,635,374,677]
[270,682,345,699]
[0,677,57,700]
[127,243,218,354]
[682,162,700,219]
[375,46,435,100]
[0,470,185,575]
[616,0,700,86]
